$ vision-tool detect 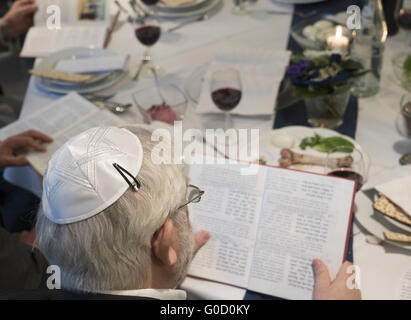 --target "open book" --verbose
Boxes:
[21,0,111,58]
[0,93,124,175]
[187,156,356,300]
